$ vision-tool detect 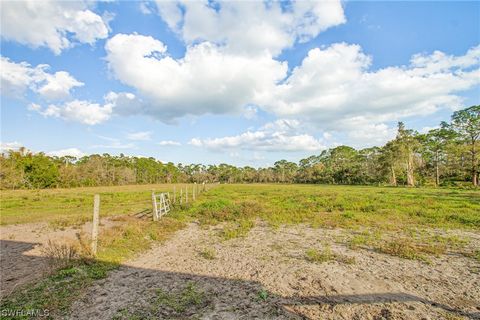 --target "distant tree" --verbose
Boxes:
[273,160,297,183]
[420,123,457,186]
[395,122,419,186]
[379,141,400,186]
[450,105,480,186]
[22,153,59,188]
